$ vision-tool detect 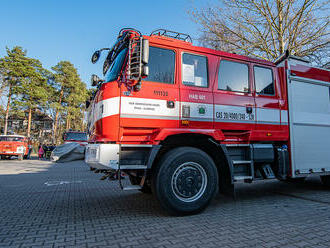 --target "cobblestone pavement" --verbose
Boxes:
[0,158,329,248]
